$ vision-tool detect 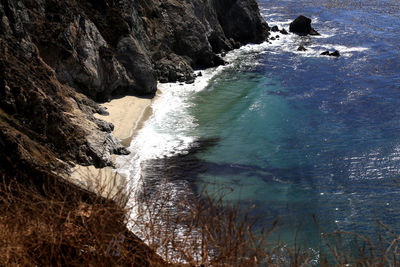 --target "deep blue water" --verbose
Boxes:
[188,0,400,248]
[125,0,400,258]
